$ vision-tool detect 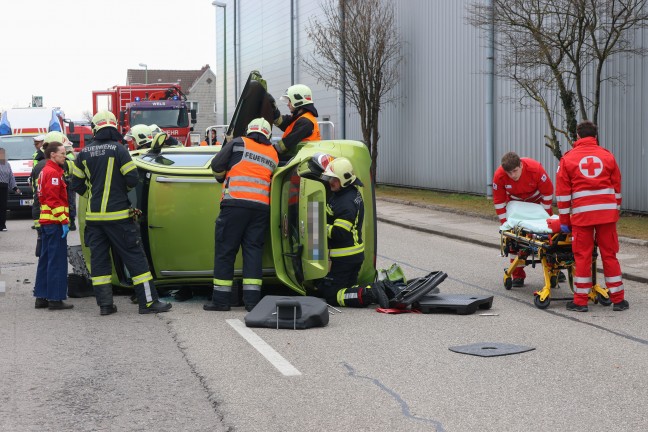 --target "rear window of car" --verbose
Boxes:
[139,152,214,168]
